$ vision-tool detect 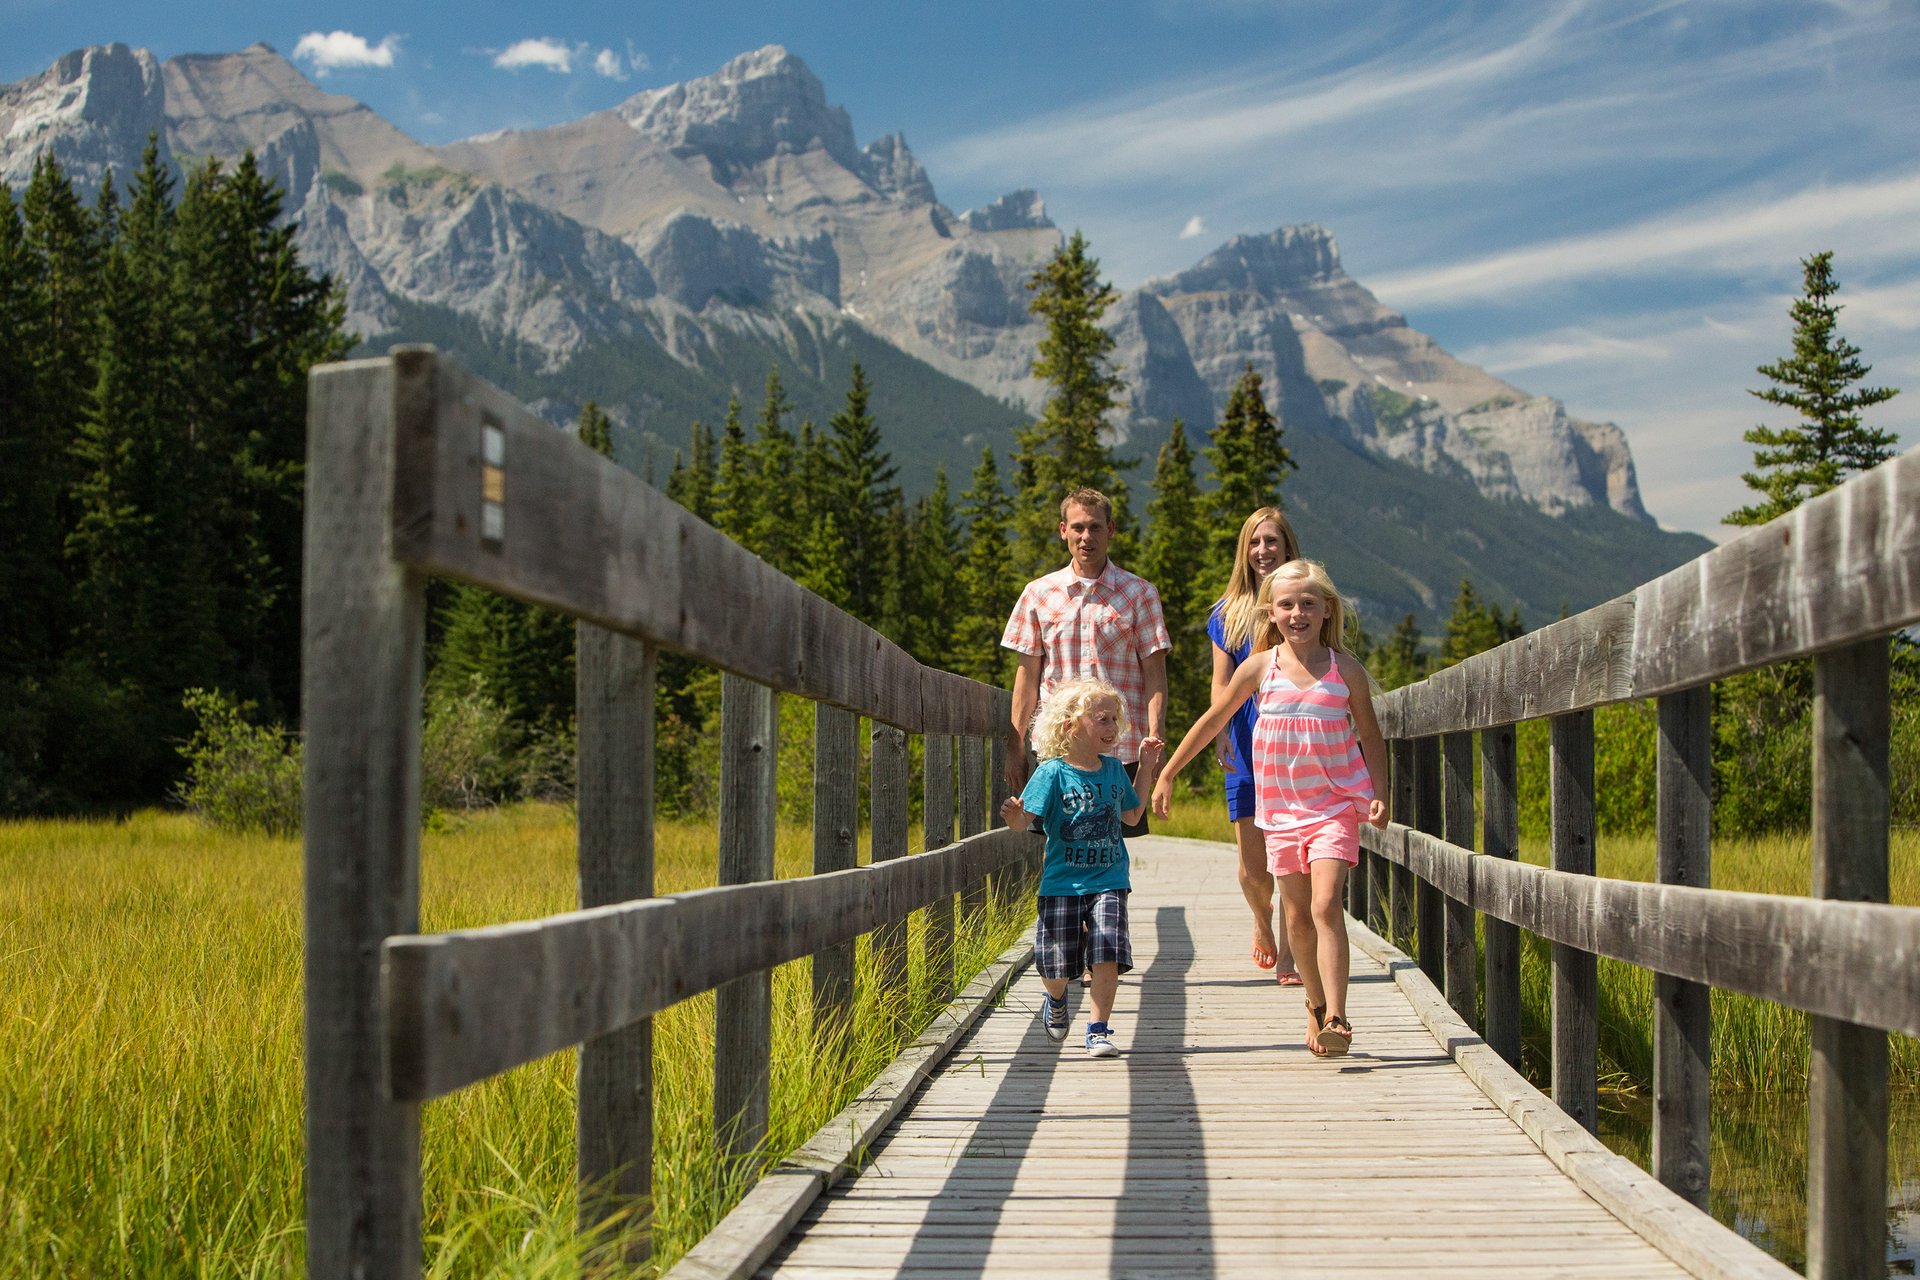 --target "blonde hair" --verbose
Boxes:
[1252,559,1347,654]
[1213,506,1301,653]
[1029,678,1127,760]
